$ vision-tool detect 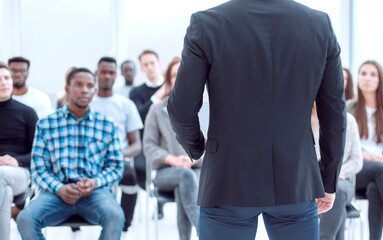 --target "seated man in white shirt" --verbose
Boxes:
[8,57,52,118]
[91,57,143,235]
